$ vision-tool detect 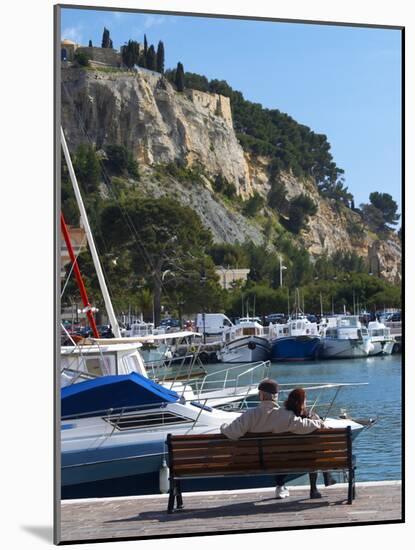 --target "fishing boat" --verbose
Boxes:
[61,373,367,499]
[218,317,270,363]
[367,320,395,355]
[269,315,321,361]
[319,315,374,359]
